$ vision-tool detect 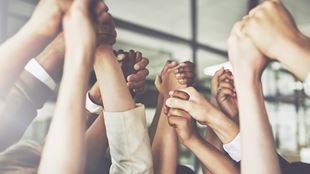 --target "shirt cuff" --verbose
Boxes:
[24,59,57,91]
[223,133,241,162]
[304,72,310,96]
[85,92,103,114]
[104,104,154,174]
